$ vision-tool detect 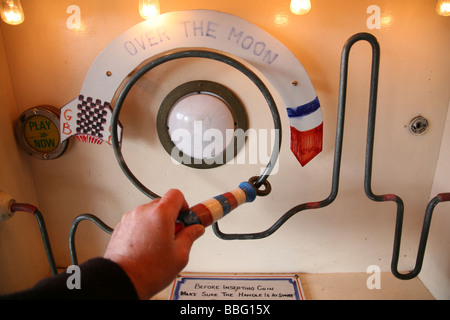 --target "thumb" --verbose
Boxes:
[172,224,205,274]
[175,224,205,249]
